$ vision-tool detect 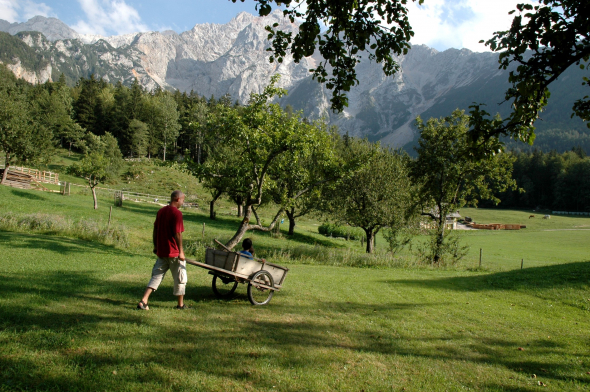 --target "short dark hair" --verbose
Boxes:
[242,238,252,250]
[171,190,184,202]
